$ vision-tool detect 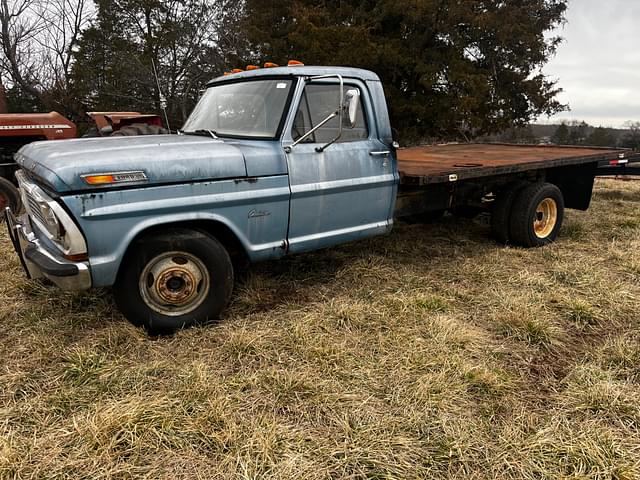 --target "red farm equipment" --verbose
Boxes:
[0,111,168,214]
